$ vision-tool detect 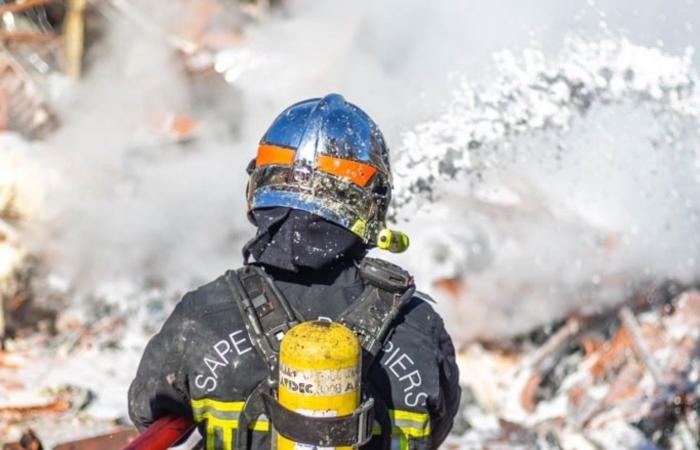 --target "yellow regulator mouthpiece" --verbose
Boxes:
[377,229,410,253]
